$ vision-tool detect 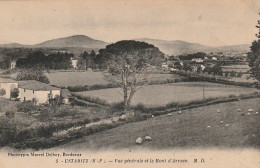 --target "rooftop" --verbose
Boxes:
[18,80,60,91]
[0,78,17,83]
